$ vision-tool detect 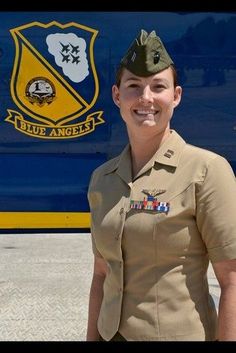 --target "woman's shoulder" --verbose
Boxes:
[184,142,225,162]
[91,155,120,178]
[170,130,229,167]
[183,142,233,173]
